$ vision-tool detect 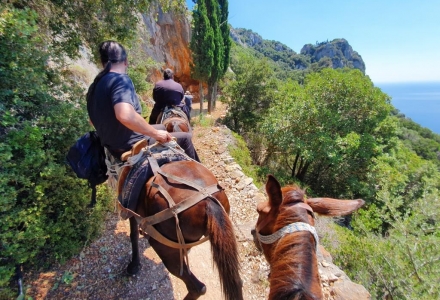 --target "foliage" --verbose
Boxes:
[328,147,440,298]
[227,132,263,188]
[227,20,440,300]
[301,38,365,73]
[231,29,365,82]
[189,0,230,113]
[6,0,185,61]
[192,113,215,128]
[189,0,215,83]
[259,68,394,197]
[222,44,278,135]
[232,28,310,72]
[0,5,115,291]
[392,109,440,170]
